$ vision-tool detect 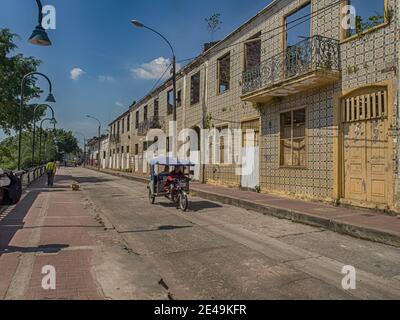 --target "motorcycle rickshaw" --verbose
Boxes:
[148,157,195,211]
